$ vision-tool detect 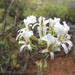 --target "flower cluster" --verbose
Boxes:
[16,16,73,59]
